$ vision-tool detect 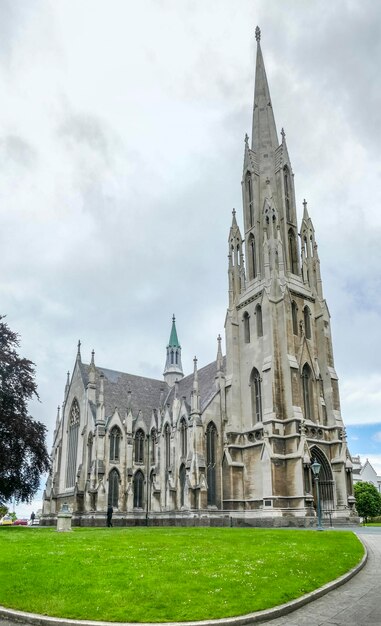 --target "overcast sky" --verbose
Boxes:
[1,0,381,514]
